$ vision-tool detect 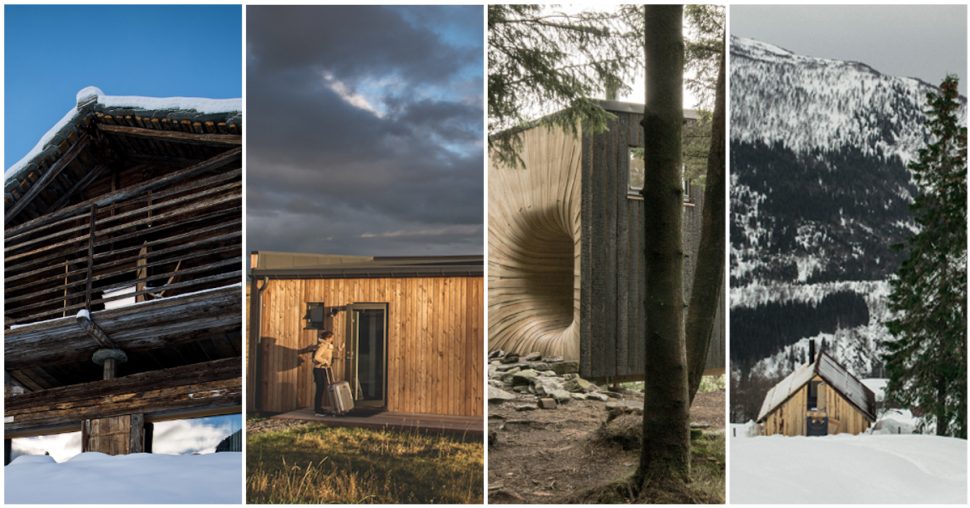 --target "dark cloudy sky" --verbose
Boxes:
[247,5,483,256]
[732,5,967,95]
